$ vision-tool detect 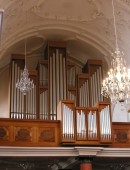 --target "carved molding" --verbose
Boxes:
[39,127,55,142]
[15,127,32,142]
[1,146,130,157]
[0,126,9,141]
